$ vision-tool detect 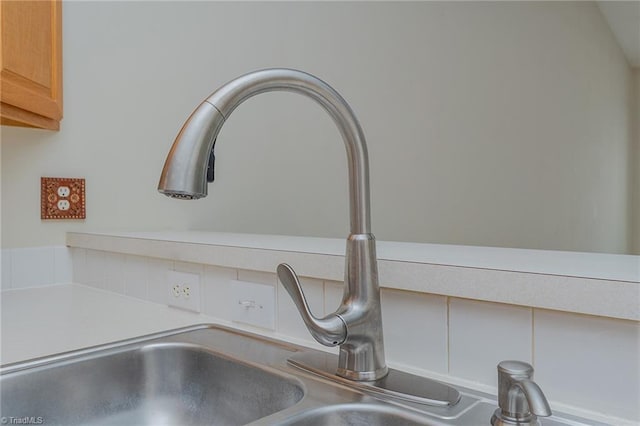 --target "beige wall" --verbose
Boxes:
[1,1,636,253]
